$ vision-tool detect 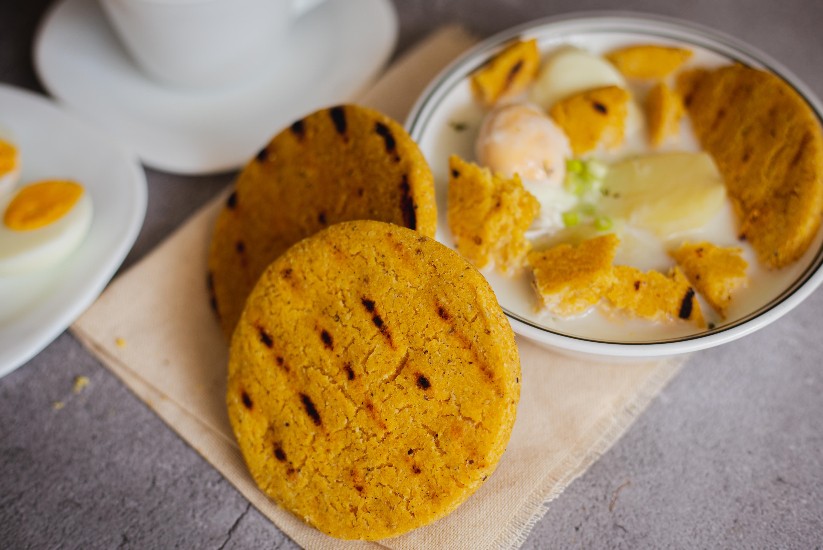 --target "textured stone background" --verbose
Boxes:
[1,0,822,548]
